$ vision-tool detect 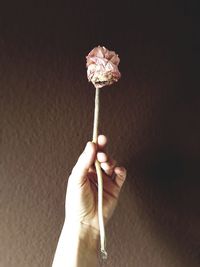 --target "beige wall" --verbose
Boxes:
[1,2,199,266]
